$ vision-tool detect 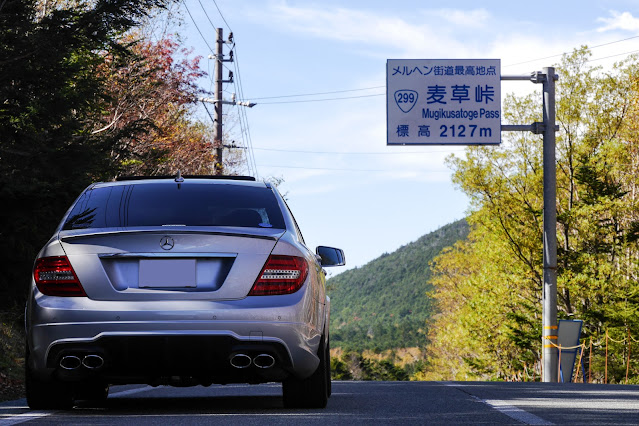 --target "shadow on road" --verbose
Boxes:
[79,394,286,412]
